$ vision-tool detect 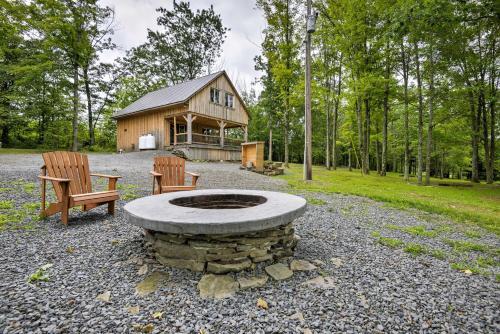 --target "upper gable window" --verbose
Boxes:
[225,92,234,108]
[210,88,220,104]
